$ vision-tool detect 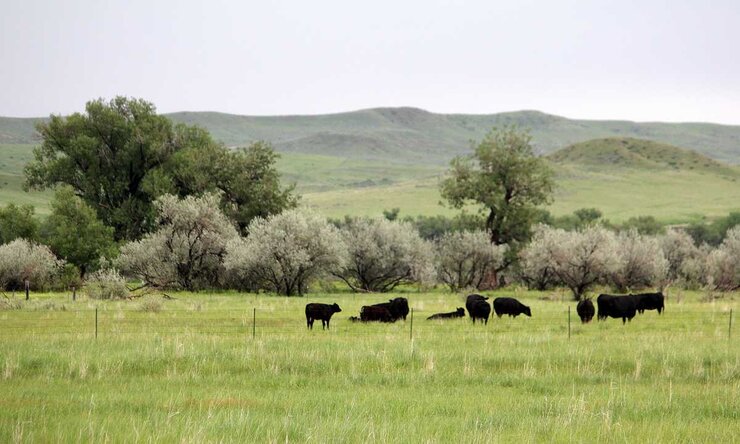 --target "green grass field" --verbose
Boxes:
[0,289,737,442]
